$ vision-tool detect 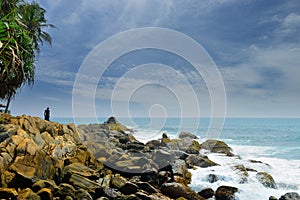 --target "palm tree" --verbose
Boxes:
[18,2,55,52]
[0,0,54,113]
